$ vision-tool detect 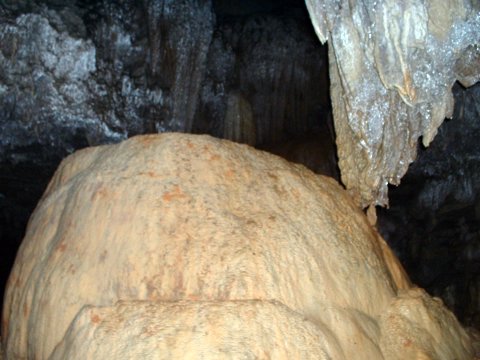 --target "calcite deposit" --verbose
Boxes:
[306,0,480,208]
[1,133,477,359]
